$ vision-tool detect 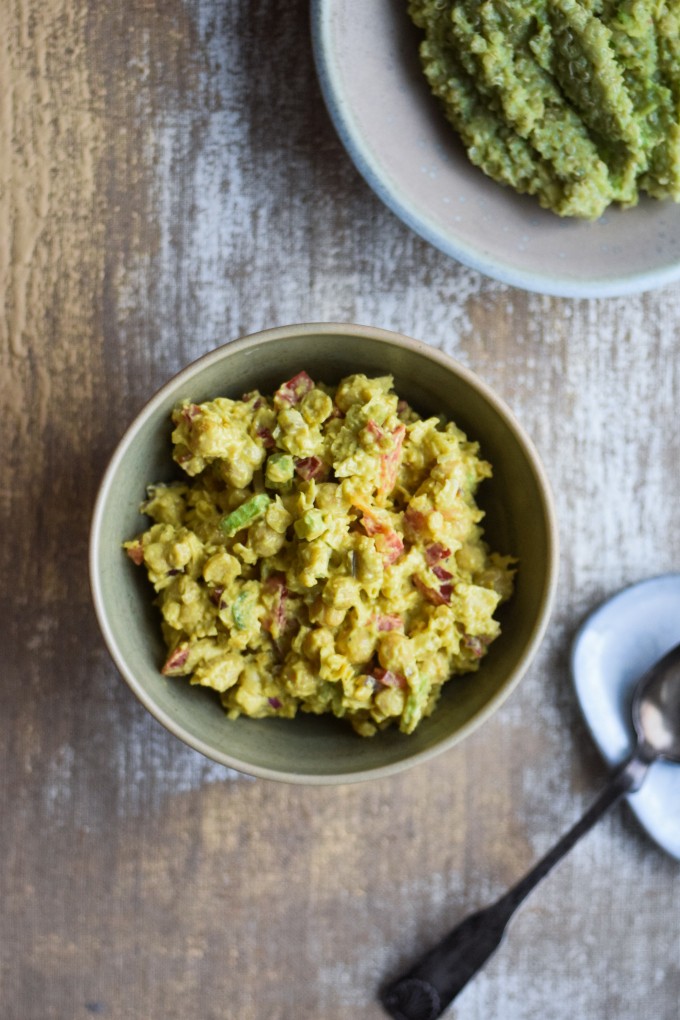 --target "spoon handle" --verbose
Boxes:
[380,756,648,1020]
